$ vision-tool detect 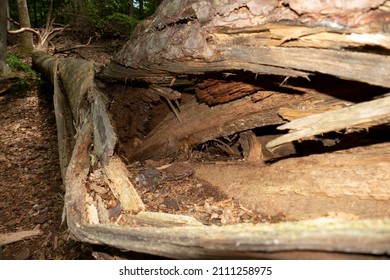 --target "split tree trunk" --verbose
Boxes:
[101,0,390,161]
[31,0,390,259]
[31,49,390,258]
[0,0,7,74]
